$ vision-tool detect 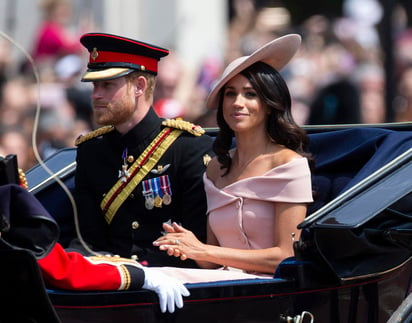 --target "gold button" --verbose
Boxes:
[131,221,140,229]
